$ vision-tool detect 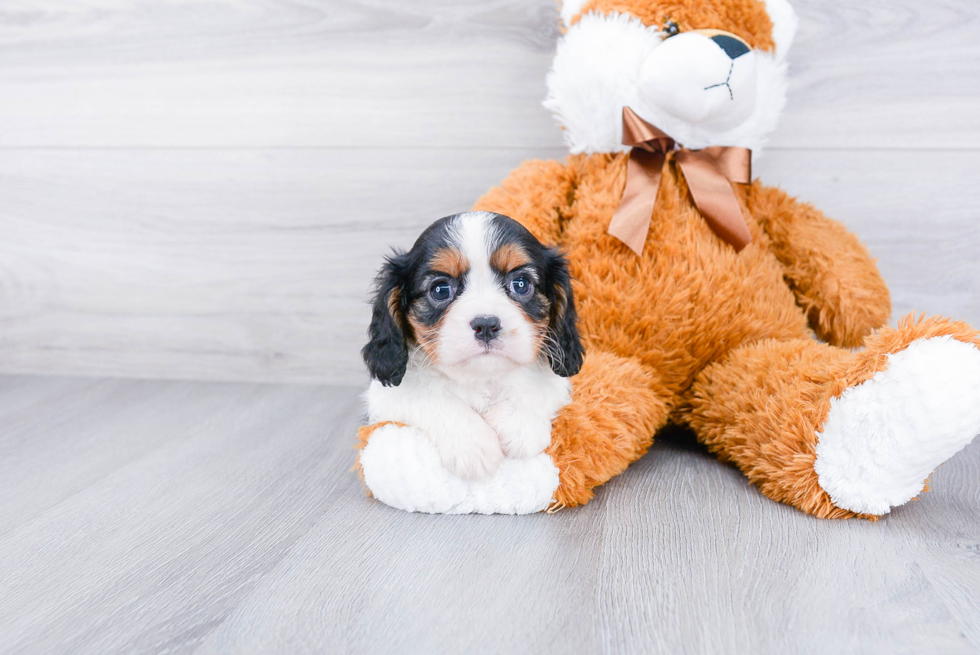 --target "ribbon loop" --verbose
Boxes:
[622,107,675,153]
[608,107,753,255]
